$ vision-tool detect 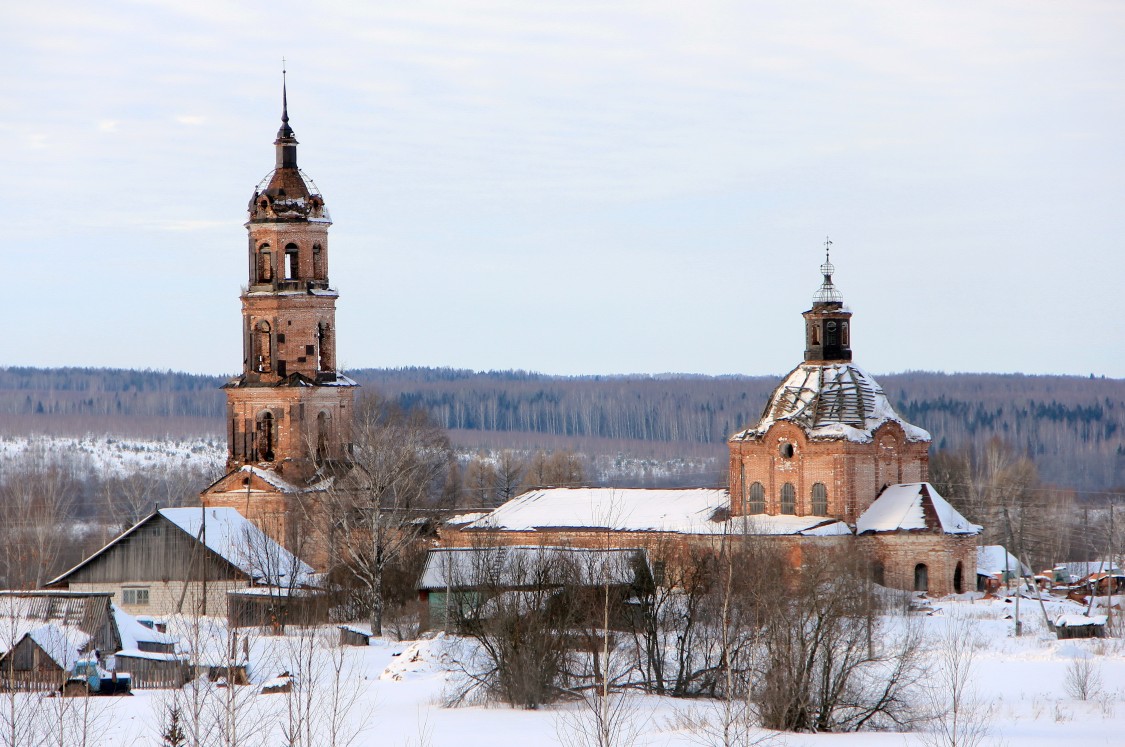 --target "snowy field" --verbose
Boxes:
[0,435,225,476]
[33,595,1125,747]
